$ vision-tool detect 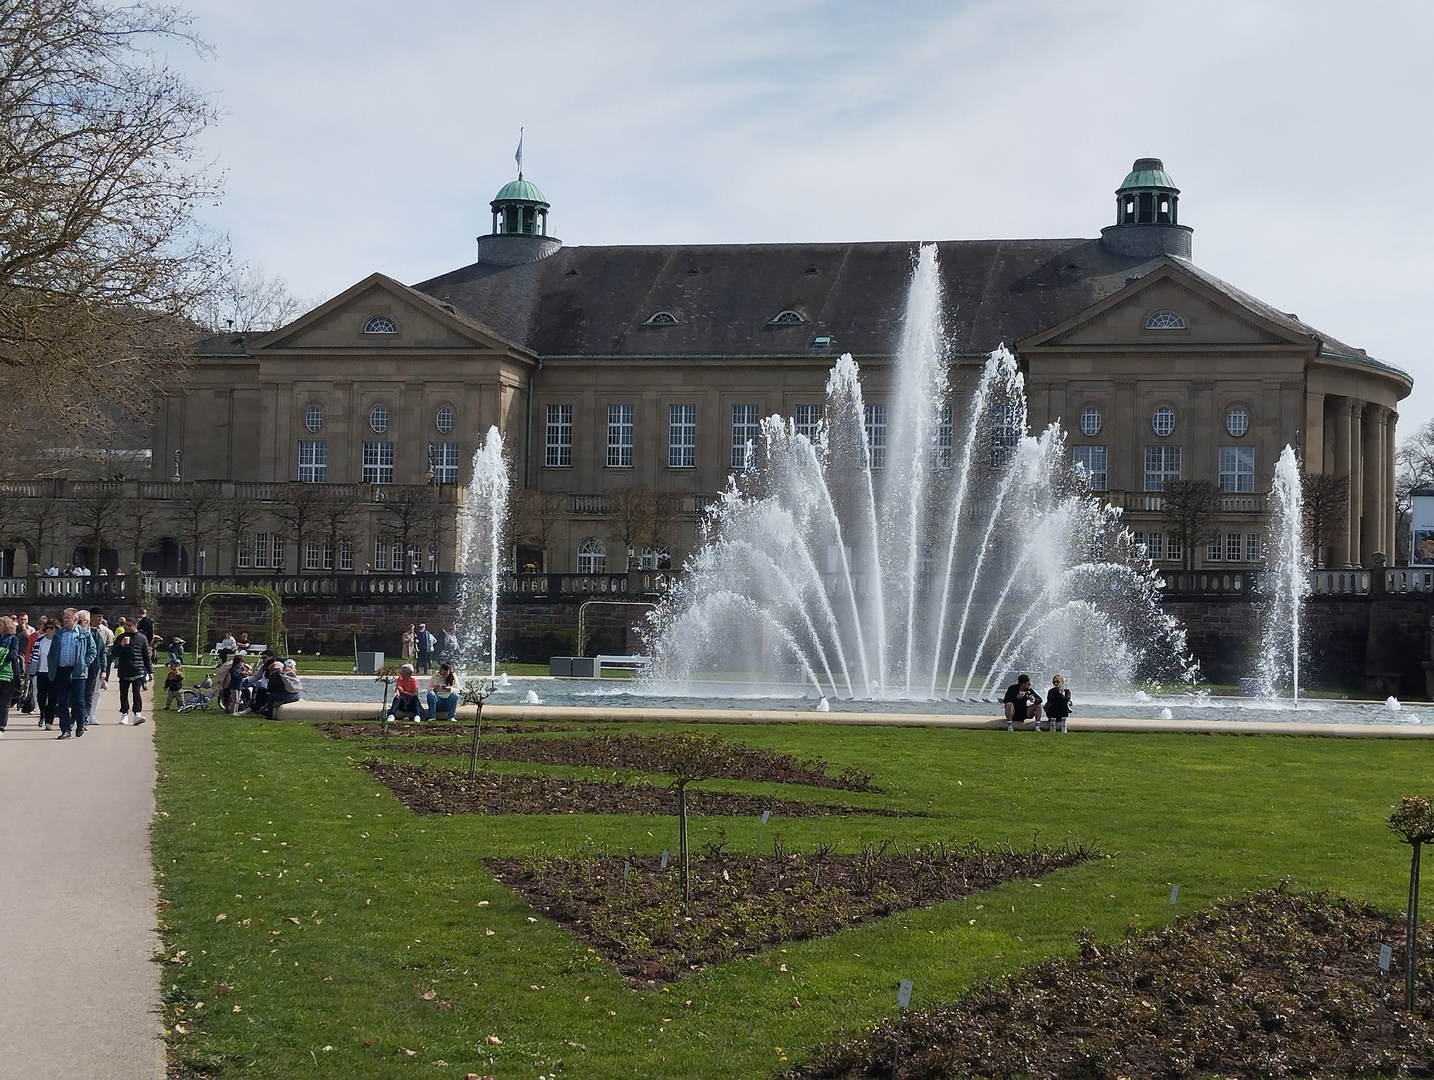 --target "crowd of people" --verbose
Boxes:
[0,606,159,739]
[399,622,459,675]
[209,648,303,720]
